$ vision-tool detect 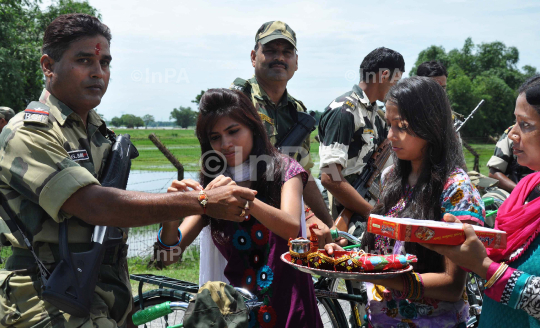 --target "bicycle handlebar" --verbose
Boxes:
[330,229,362,245]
